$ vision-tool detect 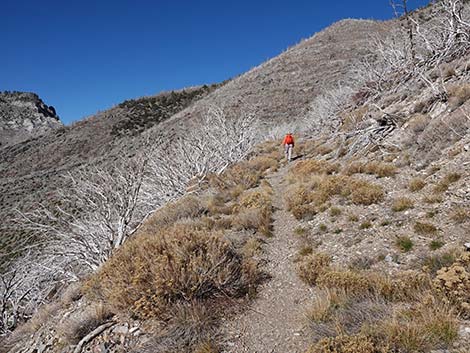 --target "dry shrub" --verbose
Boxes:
[441,63,457,78]
[206,195,234,216]
[86,225,259,319]
[246,155,279,172]
[296,139,320,156]
[242,238,263,258]
[297,253,332,286]
[391,197,414,212]
[423,193,443,204]
[253,140,280,156]
[386,271,432,302]
[341,105,369,131]
[291,204,318,221]
[447,83,470,109]
[422,249,458,275]
[450,206,470,223]
[374,300,458,352]
[194,341,220,353]
[407,113,429,133]
[434,256,470,316]
[290,159,339,179]
[350,182,384,206]
[343,161,396,178]
[307,334,378,353]
[209,163,261,193]
[235,188,273,236]
[316,269,430,302]
[433,172,461,193]
[316,143,335,156]
[60,282,83,305]
[59,303,113,344]
[232,207,272,237]
[306,288,349,324]
[287,175,384,216]
[316,271,382,297]
[238,190,271,209]
[414,221,437,235]
[142,196,206,233]
[137,302,219,353]
[408,177,426,192]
